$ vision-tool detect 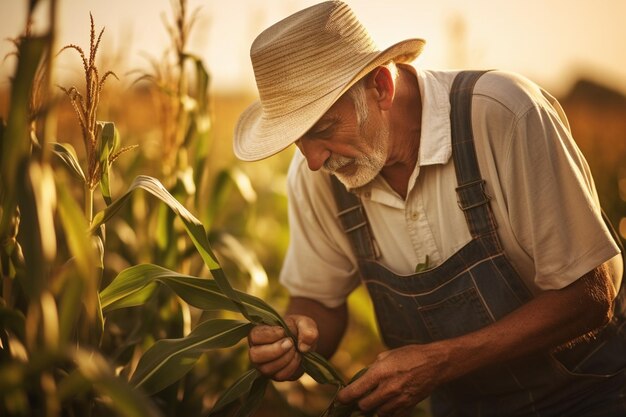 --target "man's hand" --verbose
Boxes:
[336,345,441,417]
[248,315,319,381]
